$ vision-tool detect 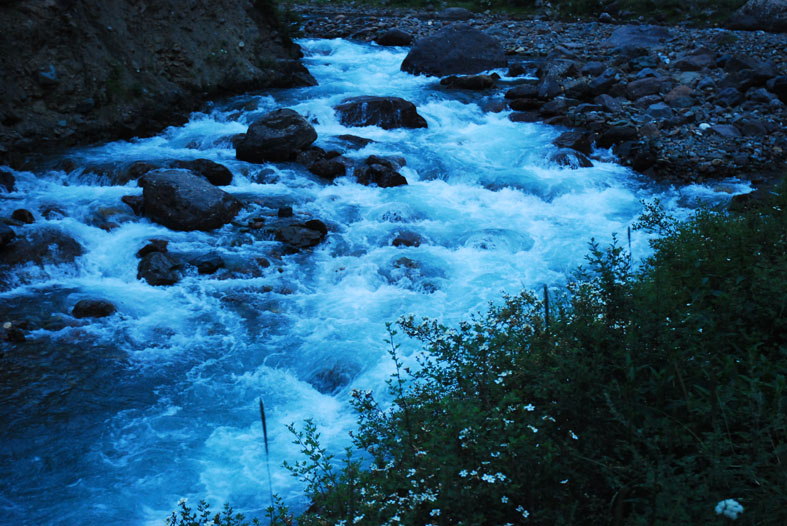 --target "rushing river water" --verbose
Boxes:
[0,39,751,525]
